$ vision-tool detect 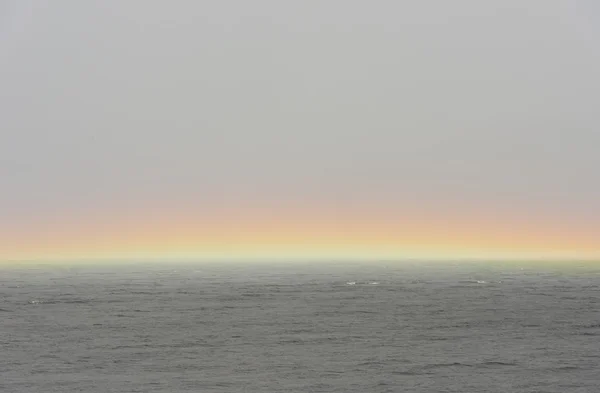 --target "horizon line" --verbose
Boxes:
[2,254,600,267]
